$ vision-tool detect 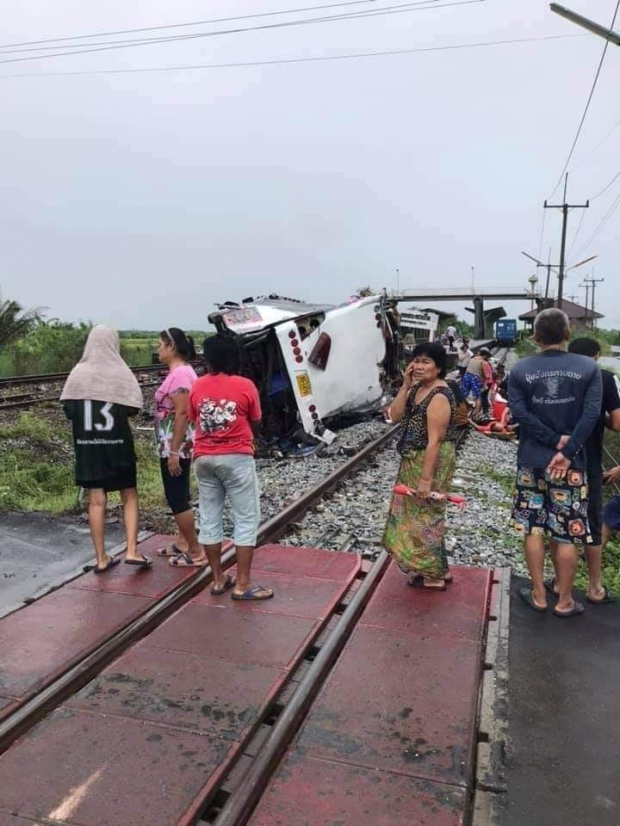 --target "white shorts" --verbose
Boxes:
[194,454,260,547]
